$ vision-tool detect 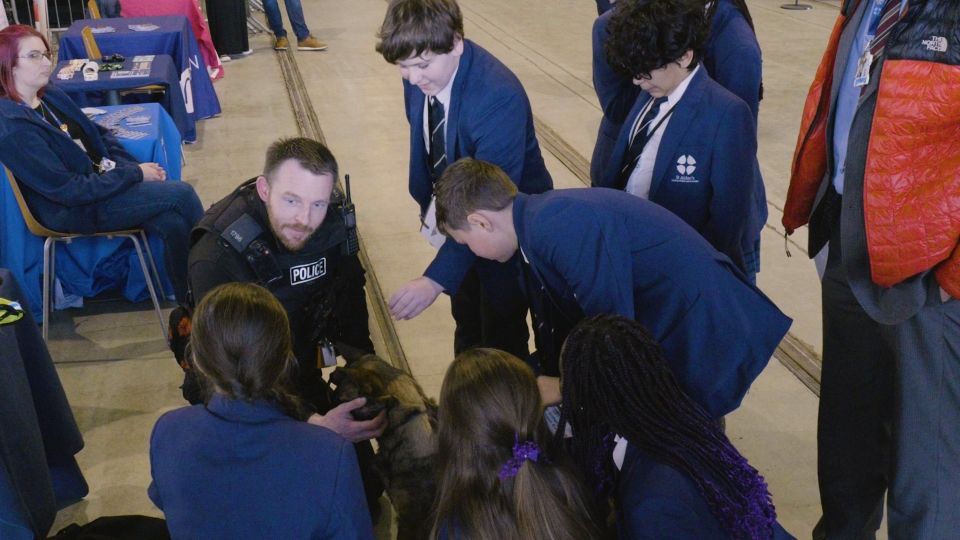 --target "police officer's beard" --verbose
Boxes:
[268,213,316,252]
